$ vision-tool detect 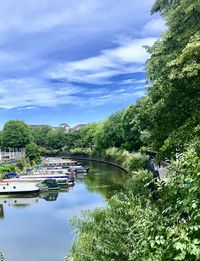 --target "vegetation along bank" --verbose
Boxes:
[0,0,199,260]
